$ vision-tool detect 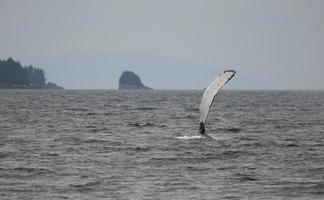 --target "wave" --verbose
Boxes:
[0,152,13,158]
[176,135,204,139]
[230,173,259,182]
[0,167,57,178]
[128,122,166,128]
[69,181,101,191]
[237,136,257,141]
[91,128,108,133]
[217,166,237,170]
[11,167,53,173]
[186,166,208,172]
[53,136,83,145]
[185,108,199,112]
[86,112,111,116]
[221,150,256,158]
[237,141,263,147]
[66,108,88,112]
[176,134,220,140]
[135,107,158,111]
[40,152,59,157]
[227,128,243,133]
[209,128,243,133]
[83,138,113,144]
[134,146,152,152]
[184,114,197,119]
